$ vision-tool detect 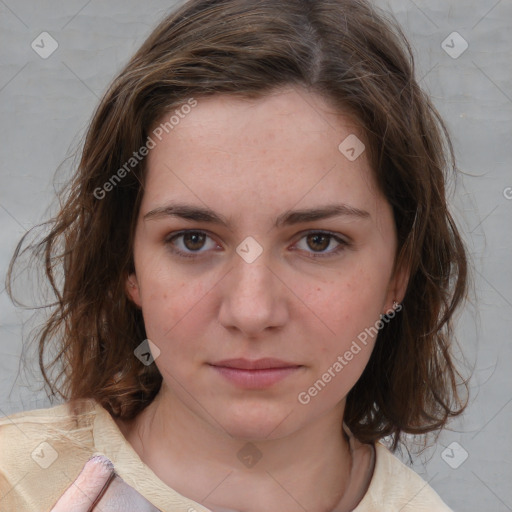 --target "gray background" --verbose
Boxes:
[0,0,511,510]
